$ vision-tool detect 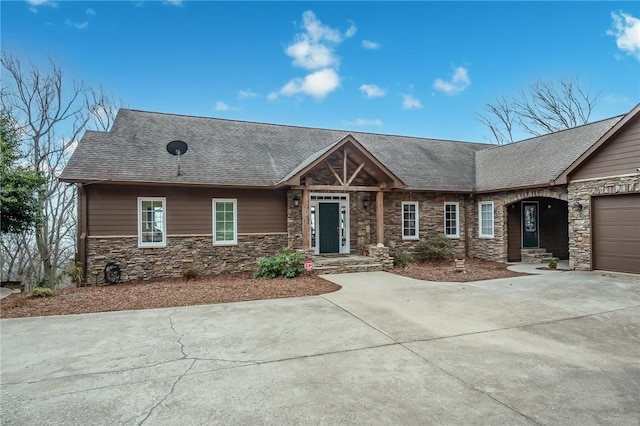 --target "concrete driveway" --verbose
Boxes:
[1,271,638,425]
